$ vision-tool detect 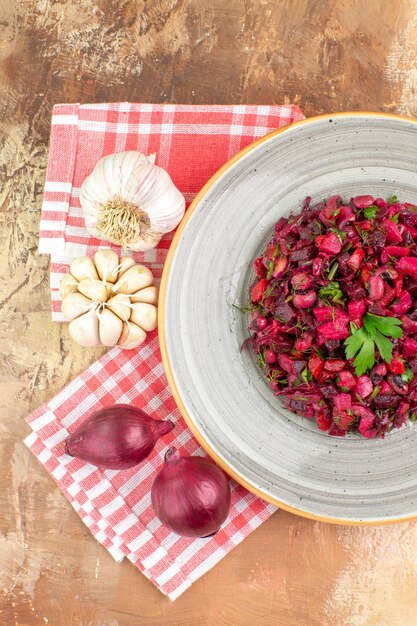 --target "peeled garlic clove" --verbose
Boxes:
[94,249,119,284]
[105,282,115,300]
[69,309,100,346]
[59,274,79,299]
[113,265,153,294]
[98,309,123,346]
[118,256,136,276]
[130,302,158,332]
[117,322,147,349]
[107,294,131,321]
[61,292,93,321]
[78,279,108,302]
[130,285,159,305]
[70,256,99,282]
